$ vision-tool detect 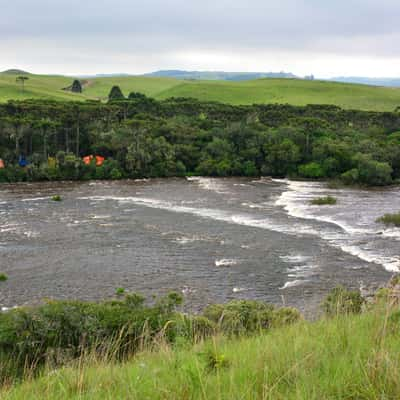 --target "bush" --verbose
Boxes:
[0,274,8,282]
[0,292,184,381]
[51,195,62,202]
[310,195,337,205]
[322,286,364,316]
[298,162,325,179]
[377,212,400,227]
[202,300,299,336]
